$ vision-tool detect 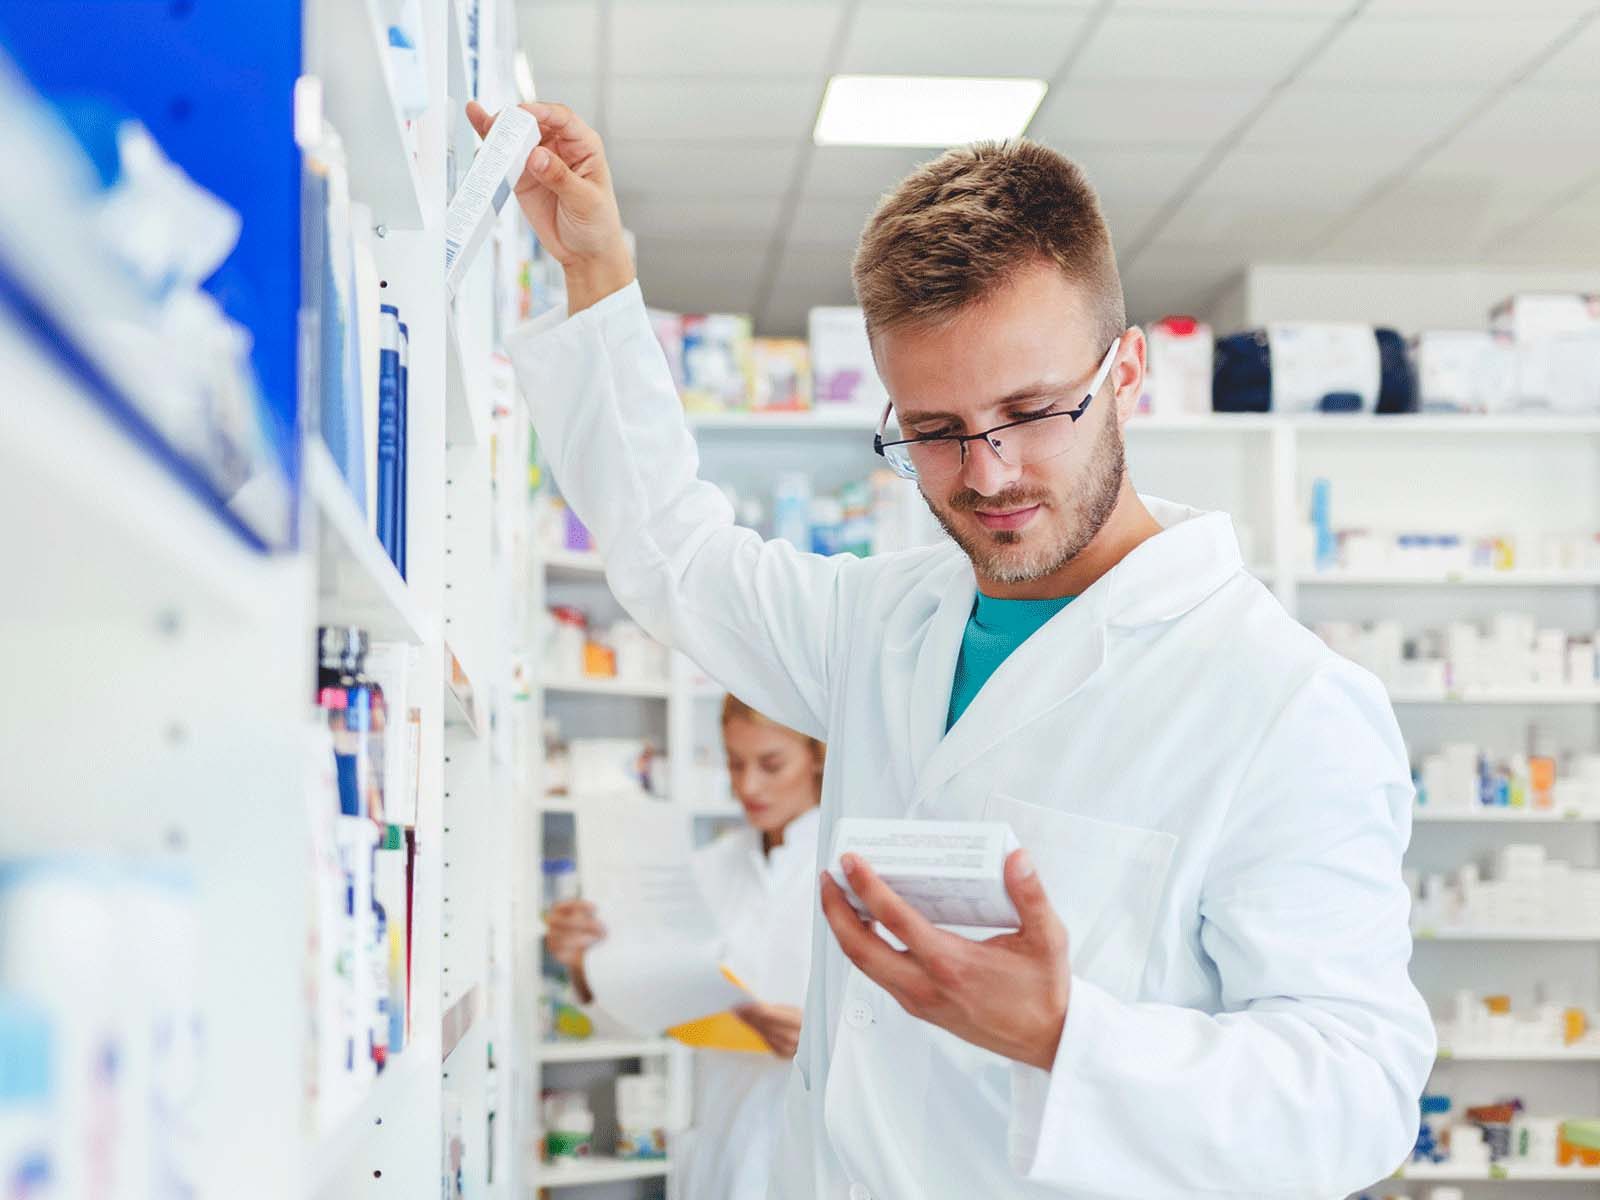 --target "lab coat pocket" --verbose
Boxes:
[984,792,1177,1002]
